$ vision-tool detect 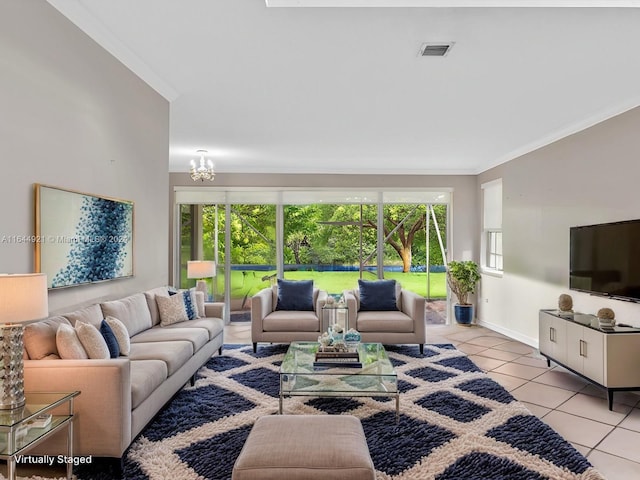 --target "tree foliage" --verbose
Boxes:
[194,202,447,271]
